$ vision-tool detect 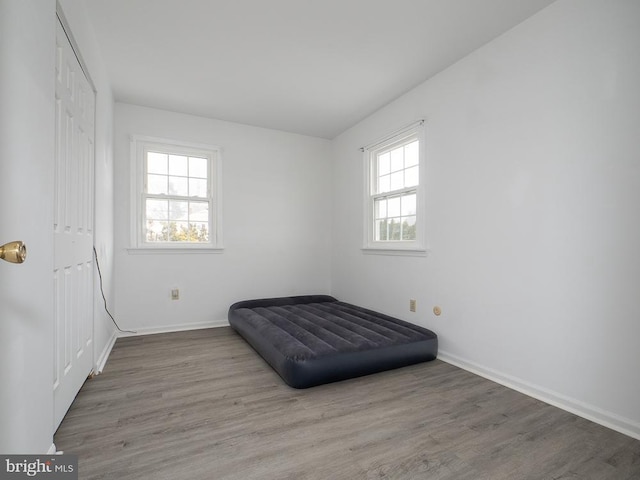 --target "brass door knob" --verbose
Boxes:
[0,241,27,264]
